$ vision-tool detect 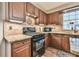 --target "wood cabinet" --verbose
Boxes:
[62,35,70,52]
[12,45,31,57]
[11,39,31,57]
[39,10,44,24]
[50,34,70,52]
[26,3,35,15]
[26,2,47,25]
[34,7,40,24]
[35,7,39,17]
[47,14,54,24]
[39,10,47,24]
[5,2,47,25]
[43,13,47,25]
[51,34,62,49]
[47,12,60,25]
[45,34,50,48]
[8,2,25,21]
